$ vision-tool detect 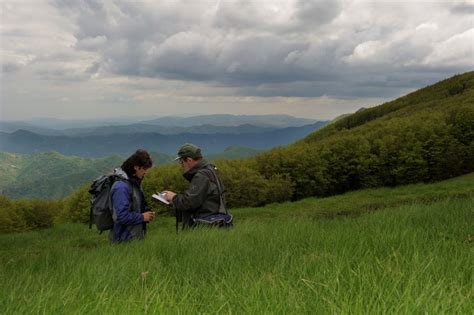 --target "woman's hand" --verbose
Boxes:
[142,211,156,222]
